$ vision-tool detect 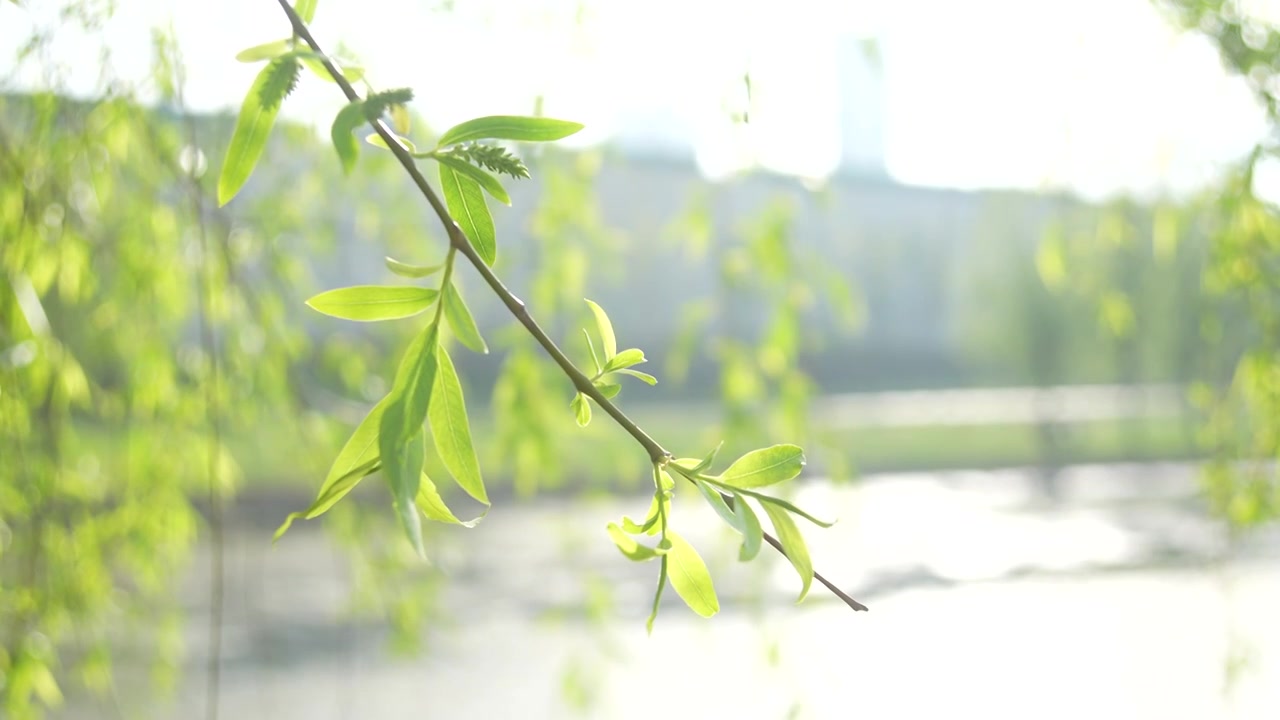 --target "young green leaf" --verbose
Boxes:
[235,38,292,63]
[391,103,411,136]
[387,430,427,558]
[717,444,805,489]
[583,329,602,374]
[300,56,365,83]
[218,60,287,206]
[584,299,616,359]
[665,530,719,618]
[365,132,417,153]
[378,324,440,556]
[734,493,763,561]
[437,115,584,147]
[442,282,488,354]
[416,472,484,527]
[601,348,645,374]
[330,100,366,175]
[593,380,621,399]
[571,392,591,427]
[750,493,835,528]
[439,163,496,265]
[694,480,743,534]
[306,285,439,322]
[690,441,724,475]
[385,257,443,278]
[606,523,664,561]
[273,456,379,541]
[621,490,666,534]
[761,502,813,602]
[617,368,658,385]
[294,0,318,22]
[434,154,511,205]
[428,345,488,505]
[646,556,668,634]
